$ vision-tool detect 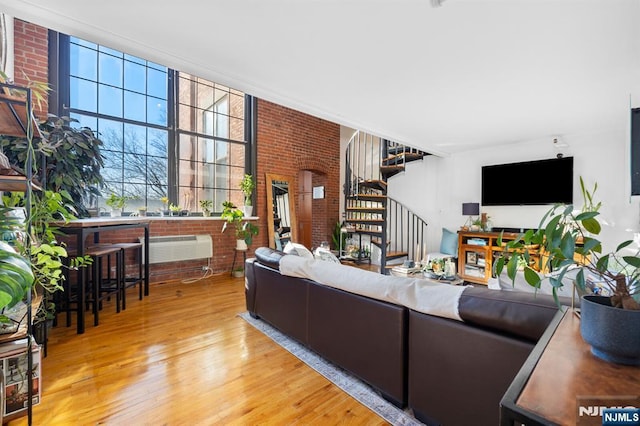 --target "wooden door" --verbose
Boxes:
[298,170,312,248]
